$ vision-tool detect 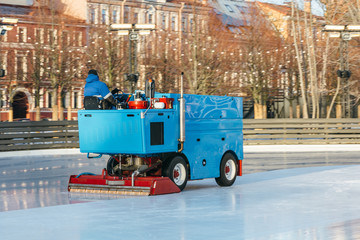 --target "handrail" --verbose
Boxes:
[1,119,360,151]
